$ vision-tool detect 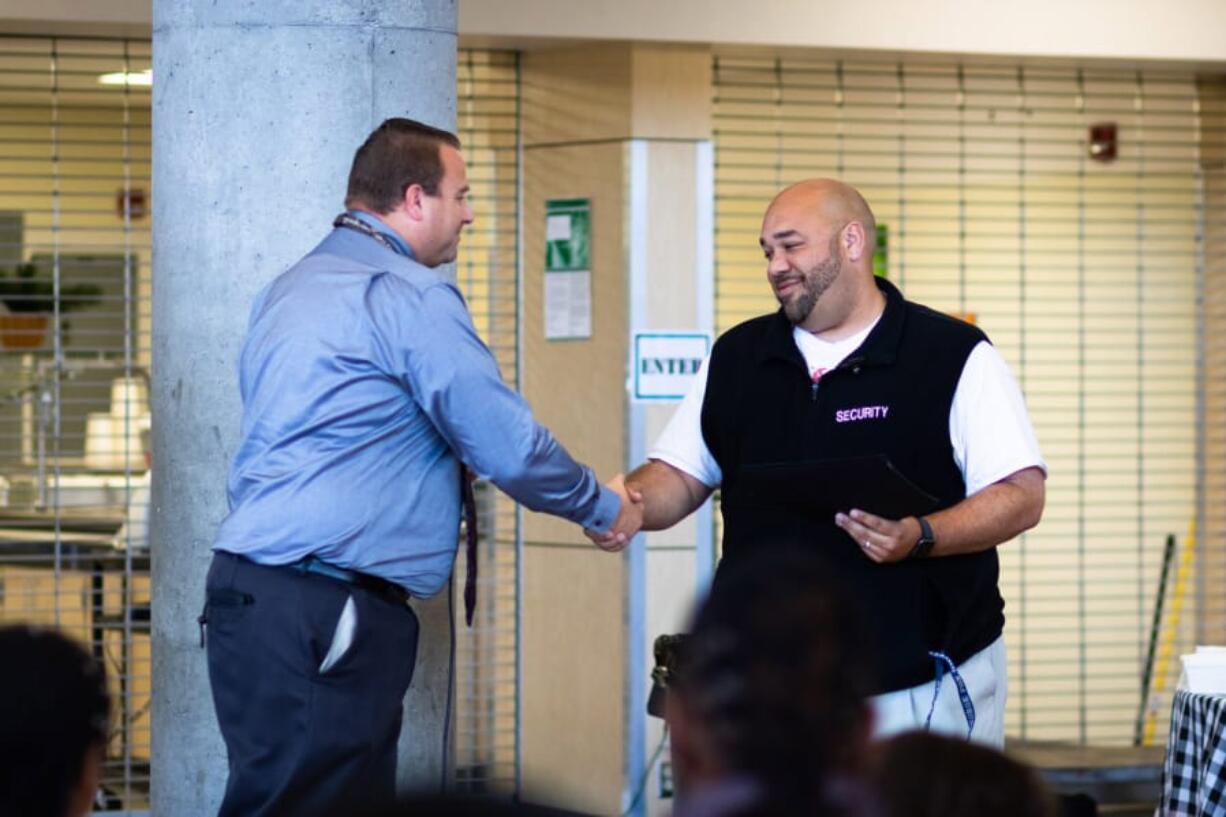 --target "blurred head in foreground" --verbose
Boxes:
[667,544,878,816]
[871,730,1058,817]
[0,624,110,817]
